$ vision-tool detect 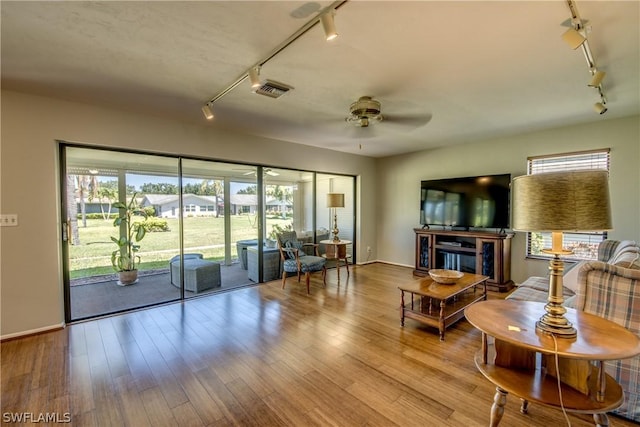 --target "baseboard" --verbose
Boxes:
[356,260,379,265]
[1,323,65,342]
[375,260,414,269]
[355,260,414,269]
